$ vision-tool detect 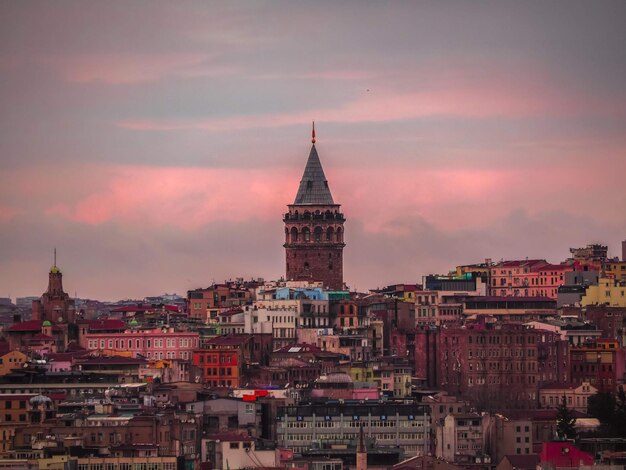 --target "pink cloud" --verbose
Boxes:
[43,53,235,84]
[333,164,624,235]
[44,165,297,229]
[28,160,623,239]
[0,205,17,222]
[118,77,625,131]
[252,70,374,81]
